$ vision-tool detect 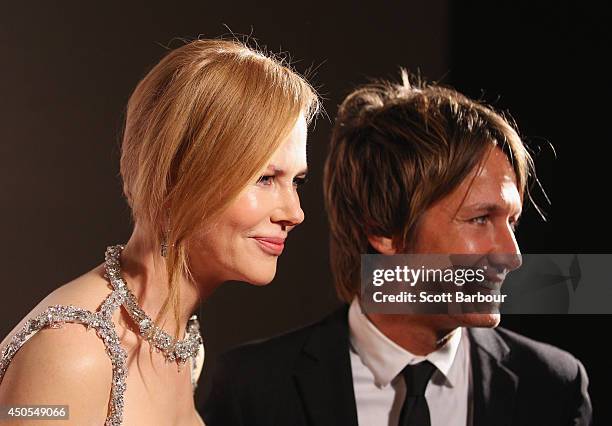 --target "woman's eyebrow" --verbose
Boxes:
[267,164,308,176]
